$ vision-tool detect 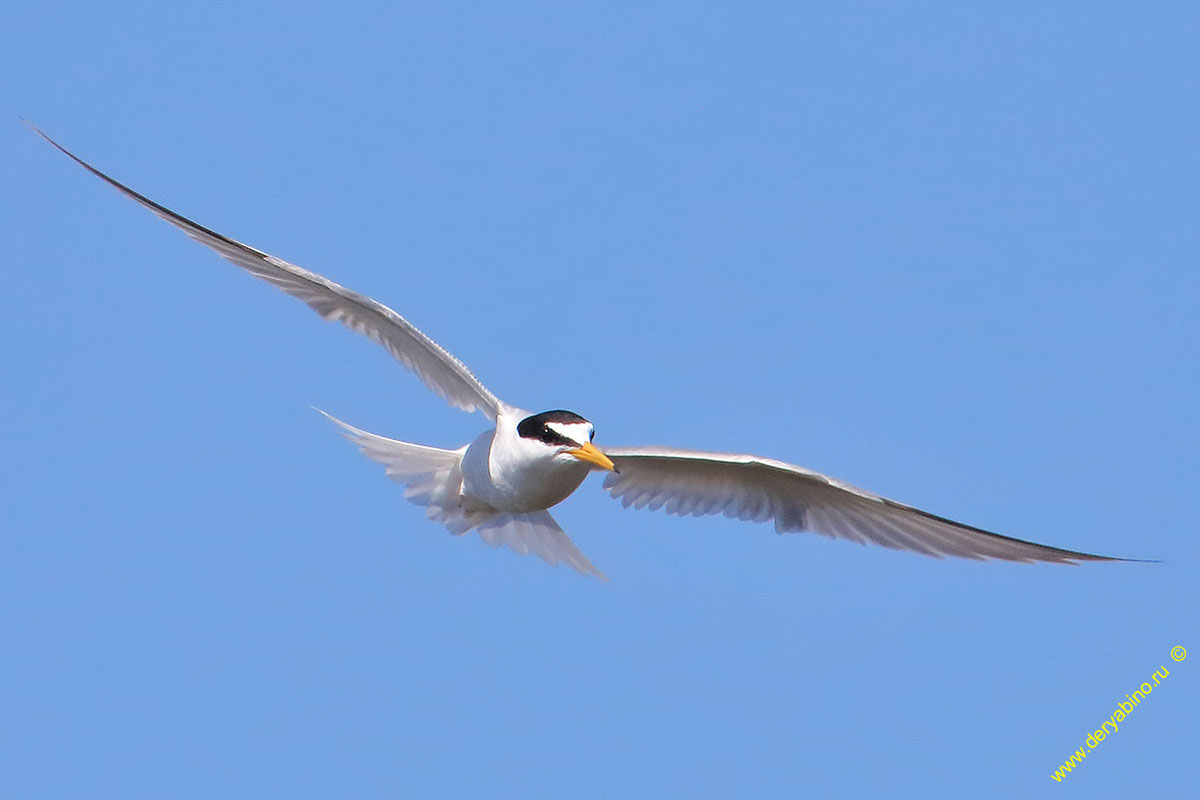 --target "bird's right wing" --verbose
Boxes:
[32,124,505,420]
[601,446,1131,564]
